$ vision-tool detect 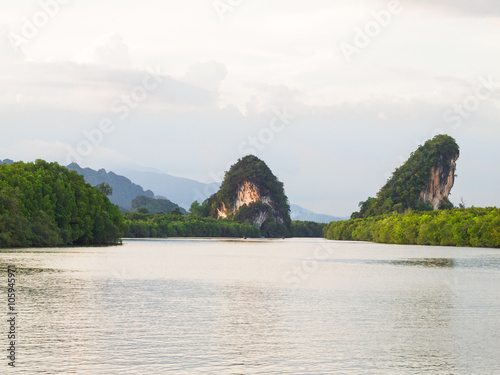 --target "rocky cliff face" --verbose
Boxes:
[235,182,272,211]
[215,181,280,227]
[420,155,458,210]
[208,155,290,231]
